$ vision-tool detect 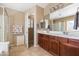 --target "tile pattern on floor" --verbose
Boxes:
[9,45,52,56]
